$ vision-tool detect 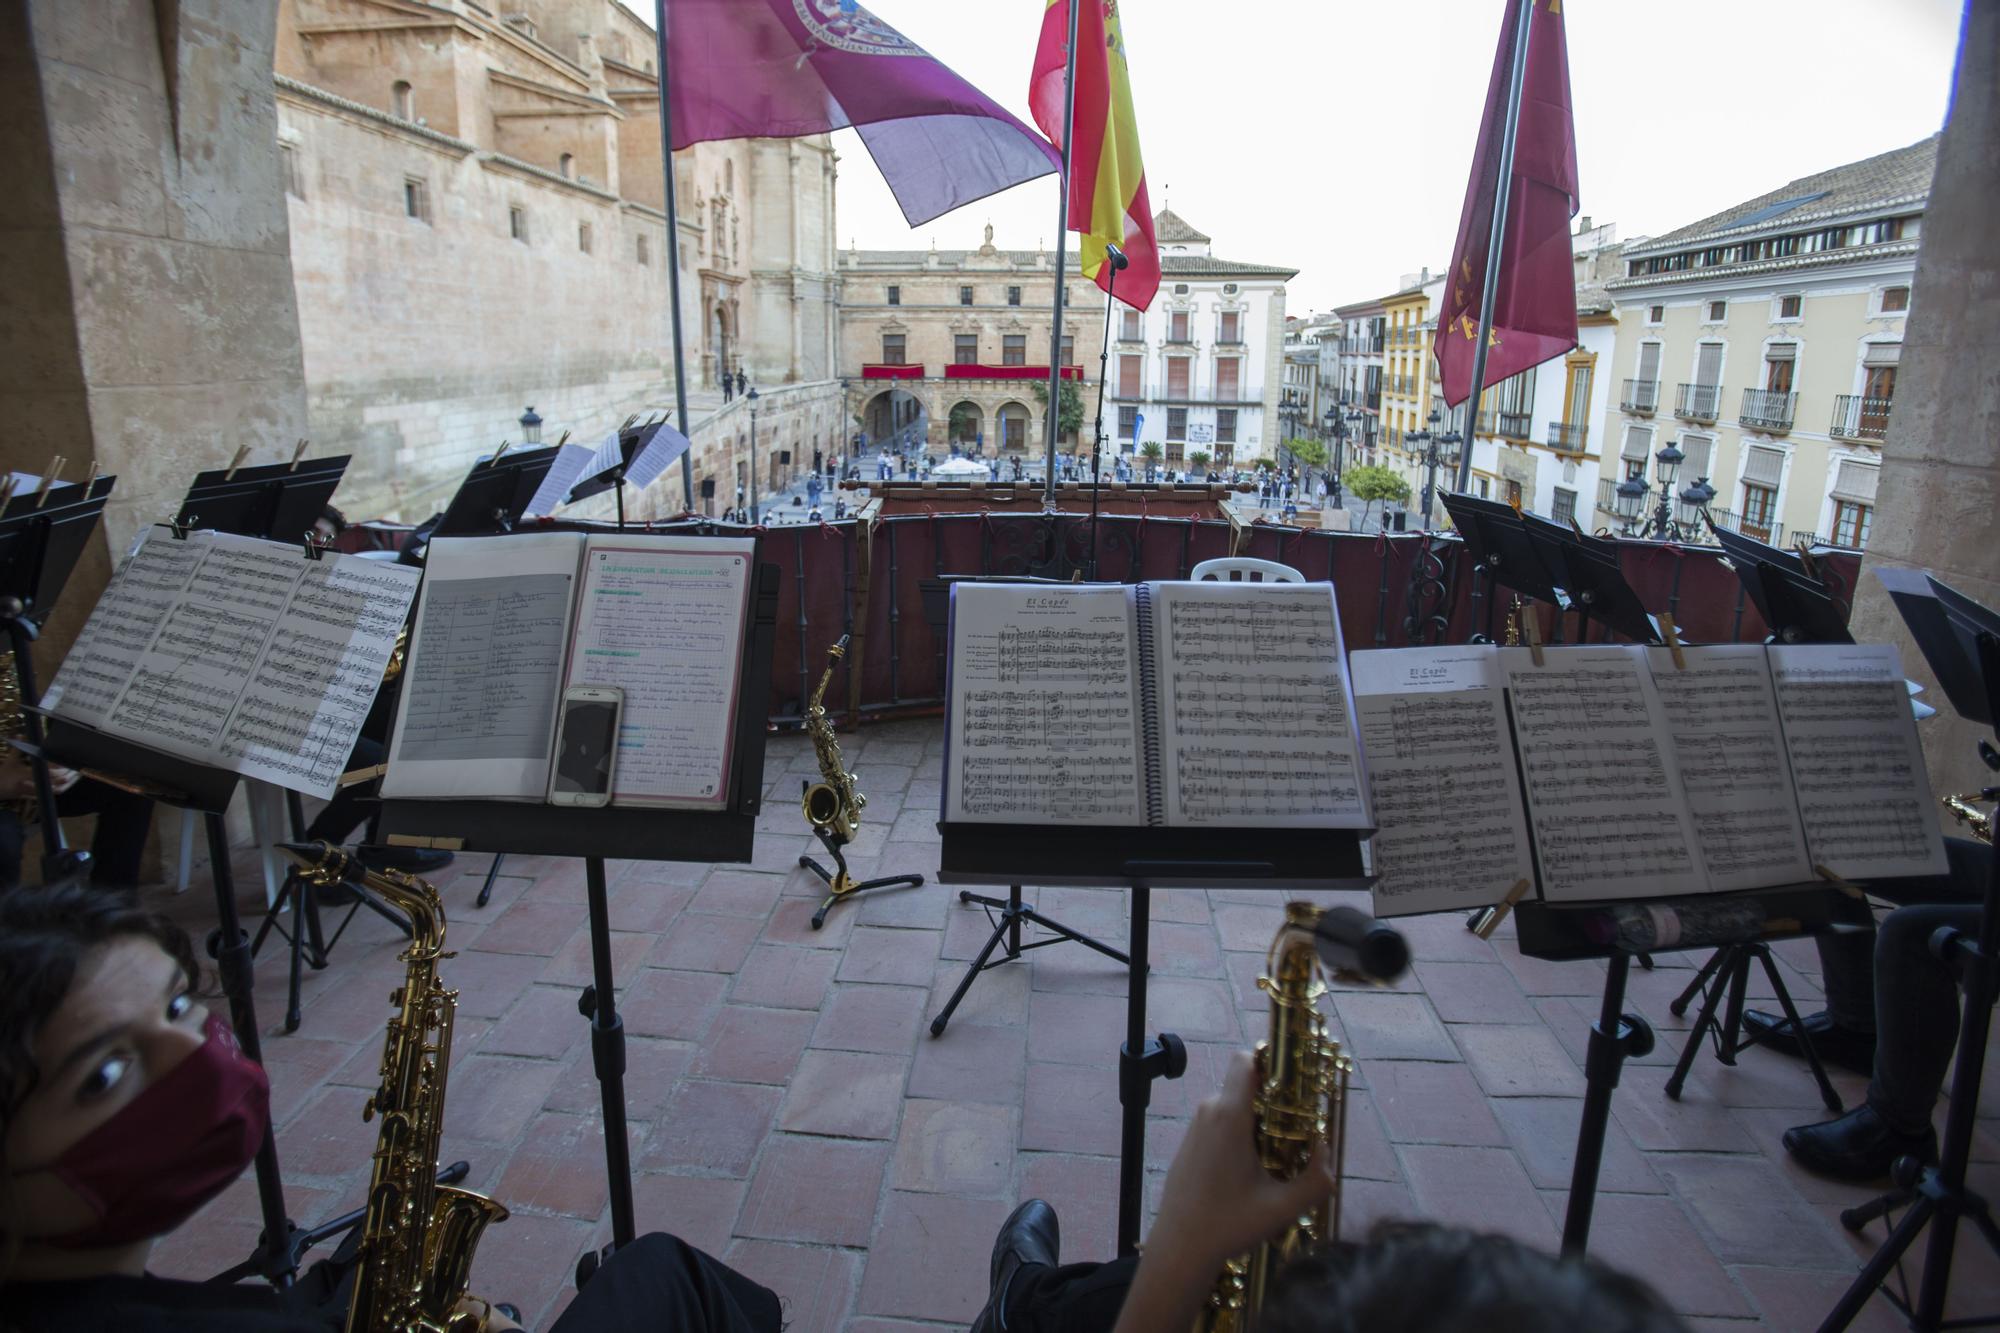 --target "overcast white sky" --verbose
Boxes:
[637,0,1964,312]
